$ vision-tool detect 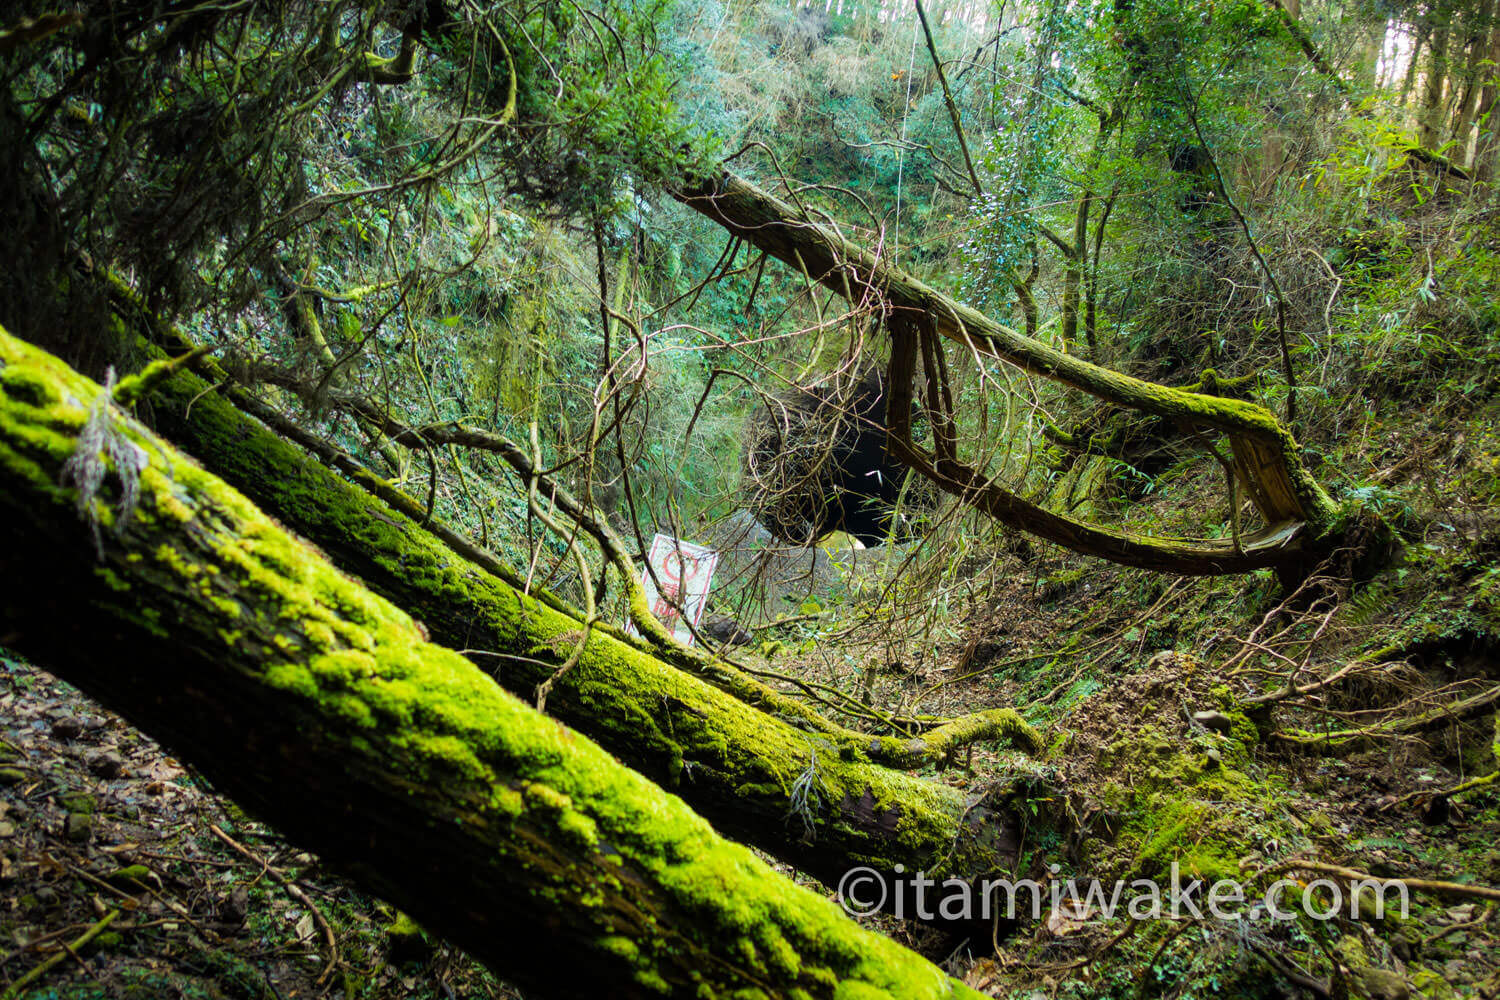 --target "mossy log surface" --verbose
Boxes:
[0,325,985,1000]
[676,171,1340,574]
[140,362,1036,890]
[84,298,1047,899]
